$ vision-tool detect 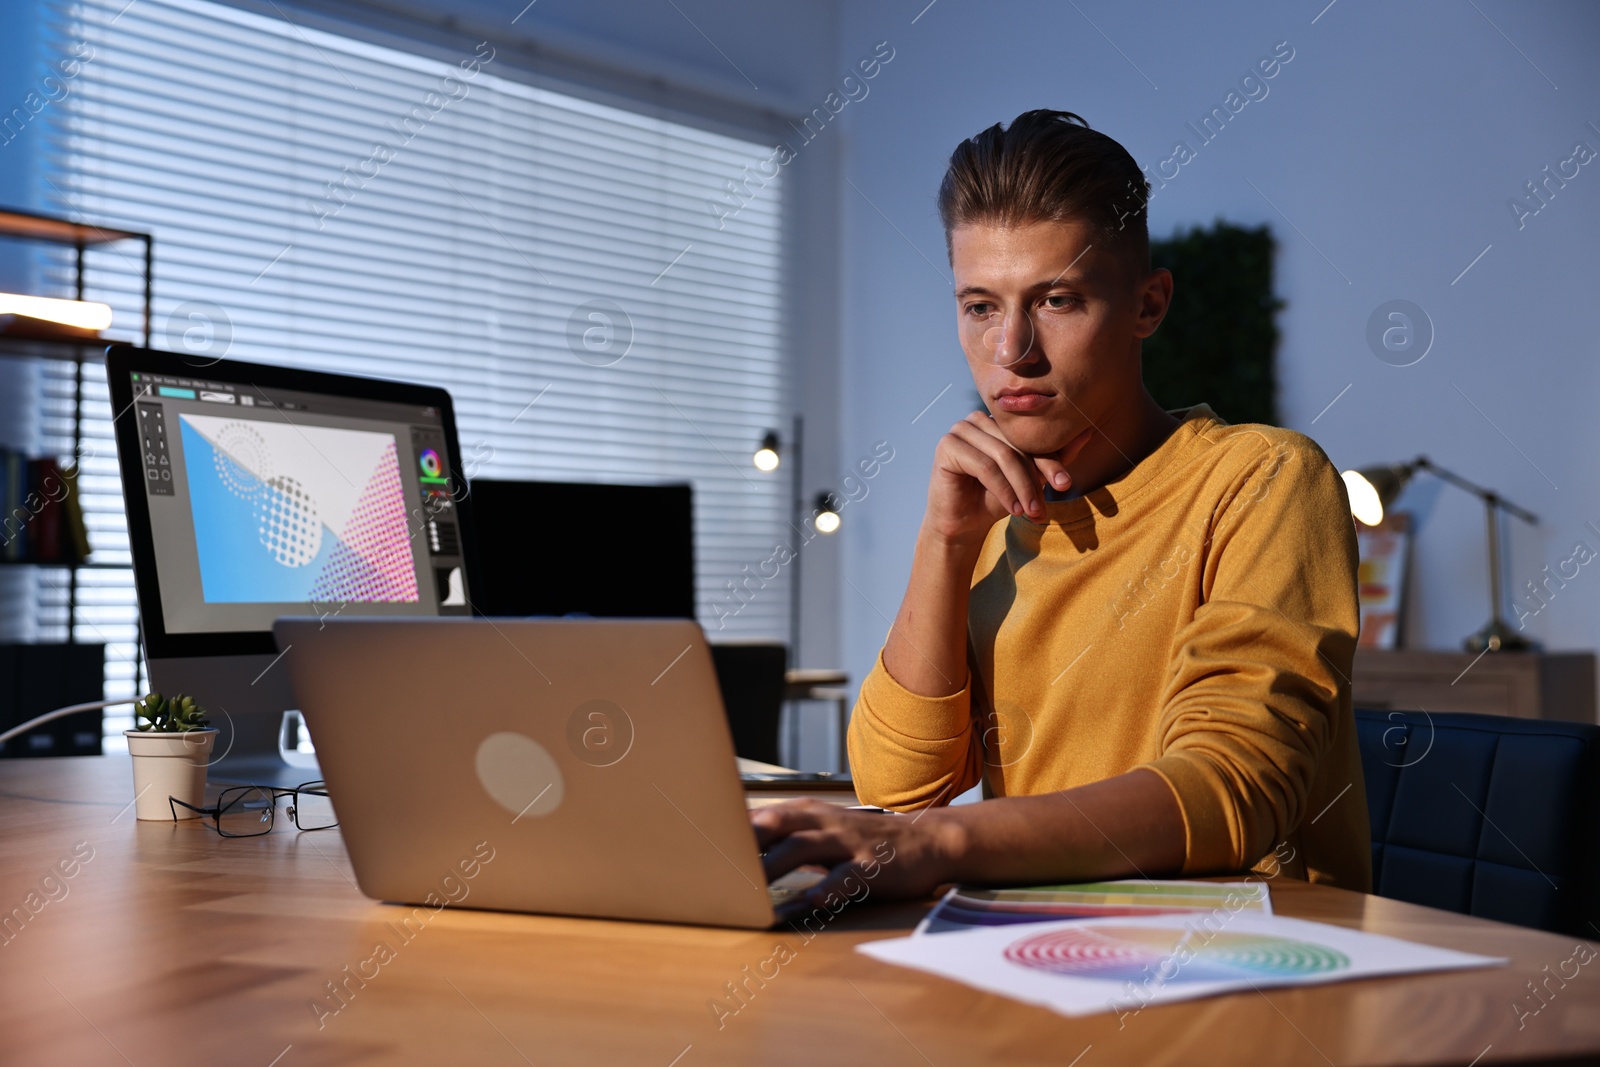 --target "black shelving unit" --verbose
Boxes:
[0,206,153,642]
